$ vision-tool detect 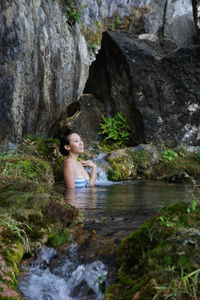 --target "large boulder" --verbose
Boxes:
[85,31,200,146]
[0,0,90,151]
